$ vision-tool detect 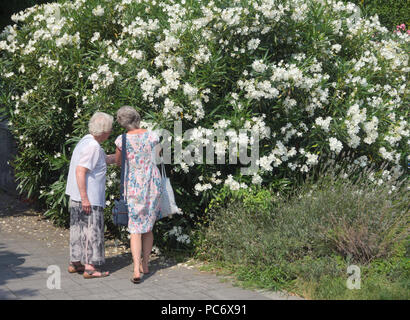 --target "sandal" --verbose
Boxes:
[68,263,85,274]
[130,276,141,284]
[83,269,110,279]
